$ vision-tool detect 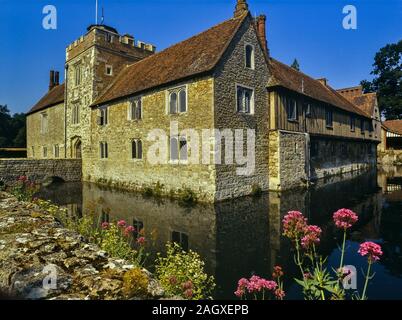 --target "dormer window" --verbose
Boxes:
[245,44,255,69]
[105,33,113,43]
[105,65,113,76]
